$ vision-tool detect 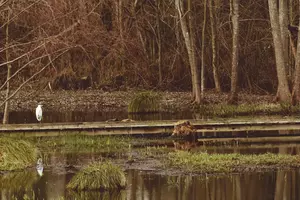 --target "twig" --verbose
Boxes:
[0,49,70,108]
